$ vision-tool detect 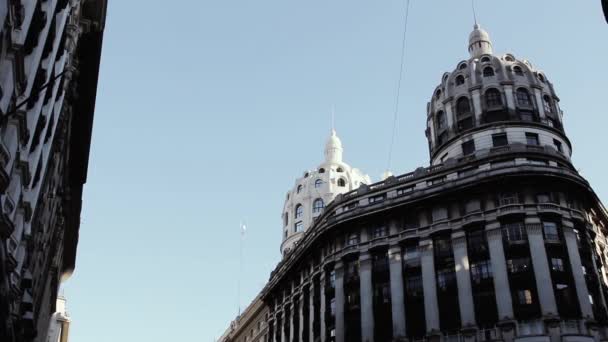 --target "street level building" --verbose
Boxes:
[259,25,608,342]
[0,0,106,341]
